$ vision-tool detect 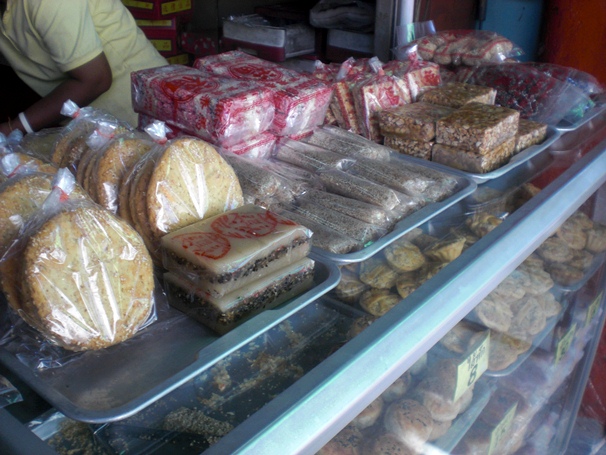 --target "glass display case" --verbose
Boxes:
[2,112,606,455]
